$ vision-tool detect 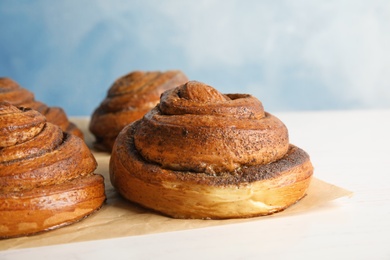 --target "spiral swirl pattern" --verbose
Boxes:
[89,70,188,152]
[0,77,83,138]
[134,81,289,174]
[110,81,313,219]
[0,102,105,239]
